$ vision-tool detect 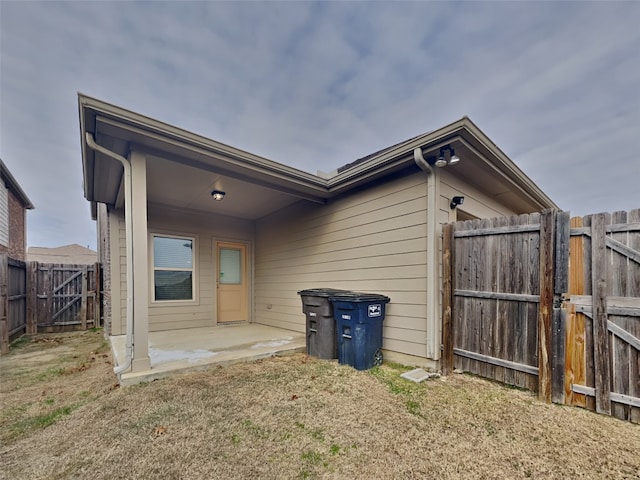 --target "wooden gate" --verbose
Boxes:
[35,263,102,331]
[564,211,640,422]
[442,209,639,423]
